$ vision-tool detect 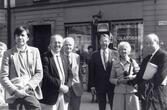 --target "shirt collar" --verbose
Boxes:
[64,52,71,57]
[51,50,60,57]
[120,56,131,63]
[16,45,28,53]
[152,47,160,57]
[100,48,109,53]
